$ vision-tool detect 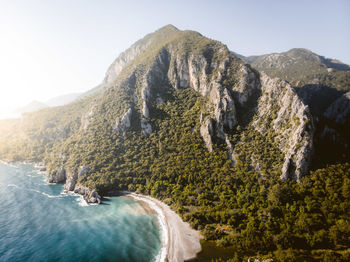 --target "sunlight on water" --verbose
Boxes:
[0,162,161,262]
